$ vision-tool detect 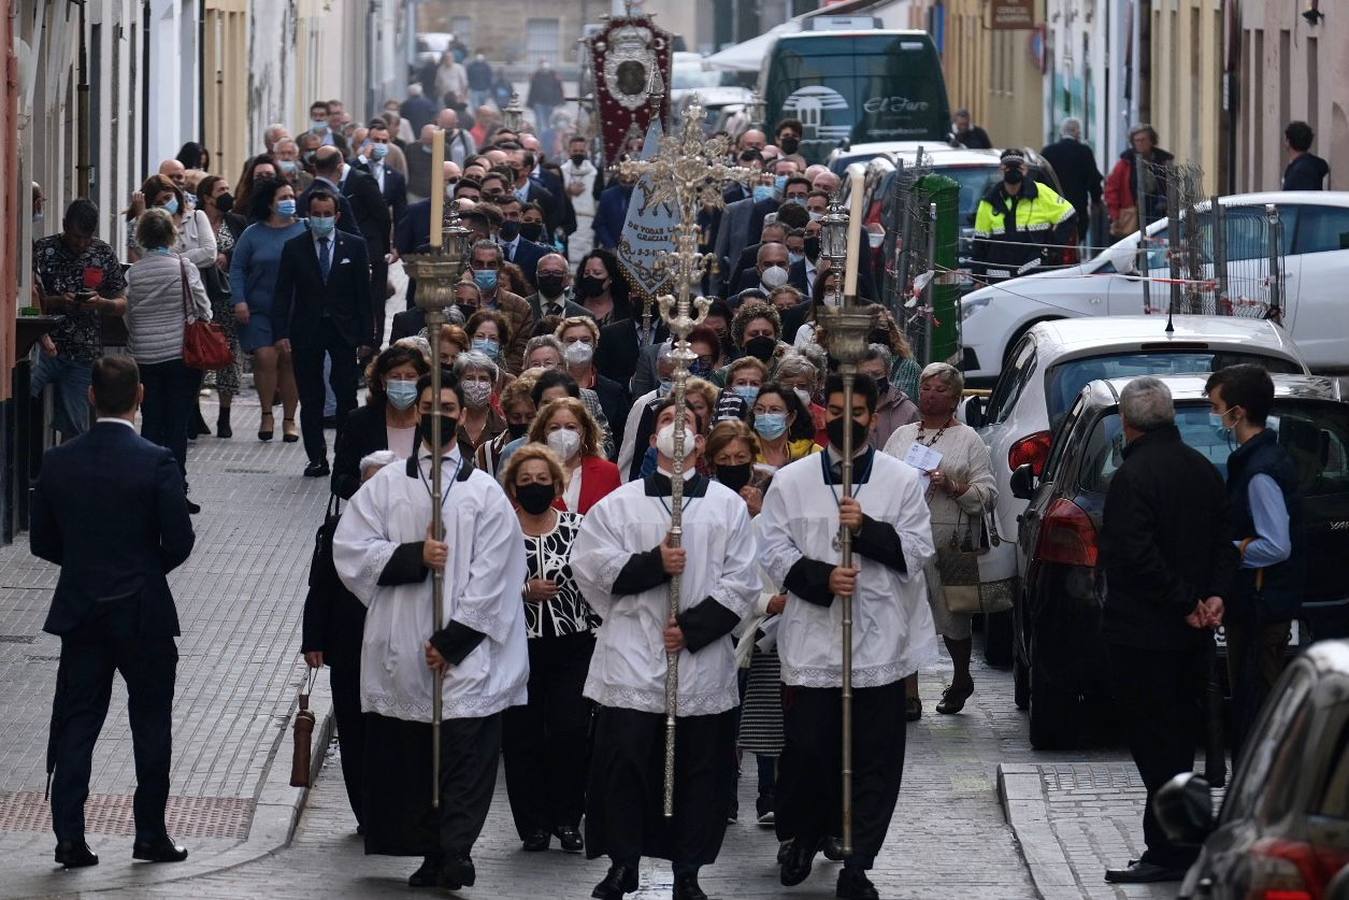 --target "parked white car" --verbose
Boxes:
[964,315,1311,604]
[959,191,1349,382]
